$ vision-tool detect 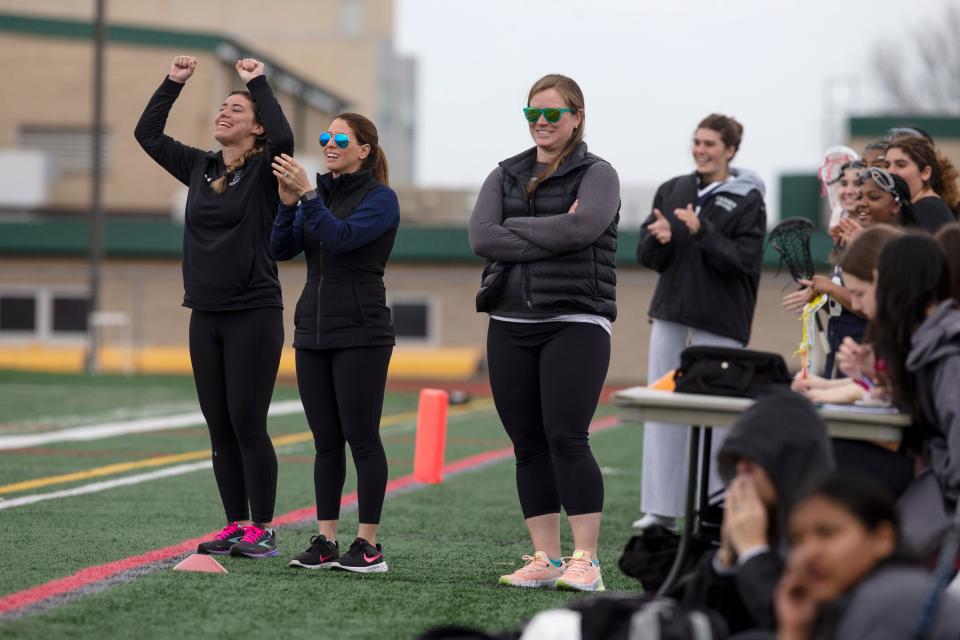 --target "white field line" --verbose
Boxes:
[0,462,213,510]
[0,400,305,450]
[0,409,495,510]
